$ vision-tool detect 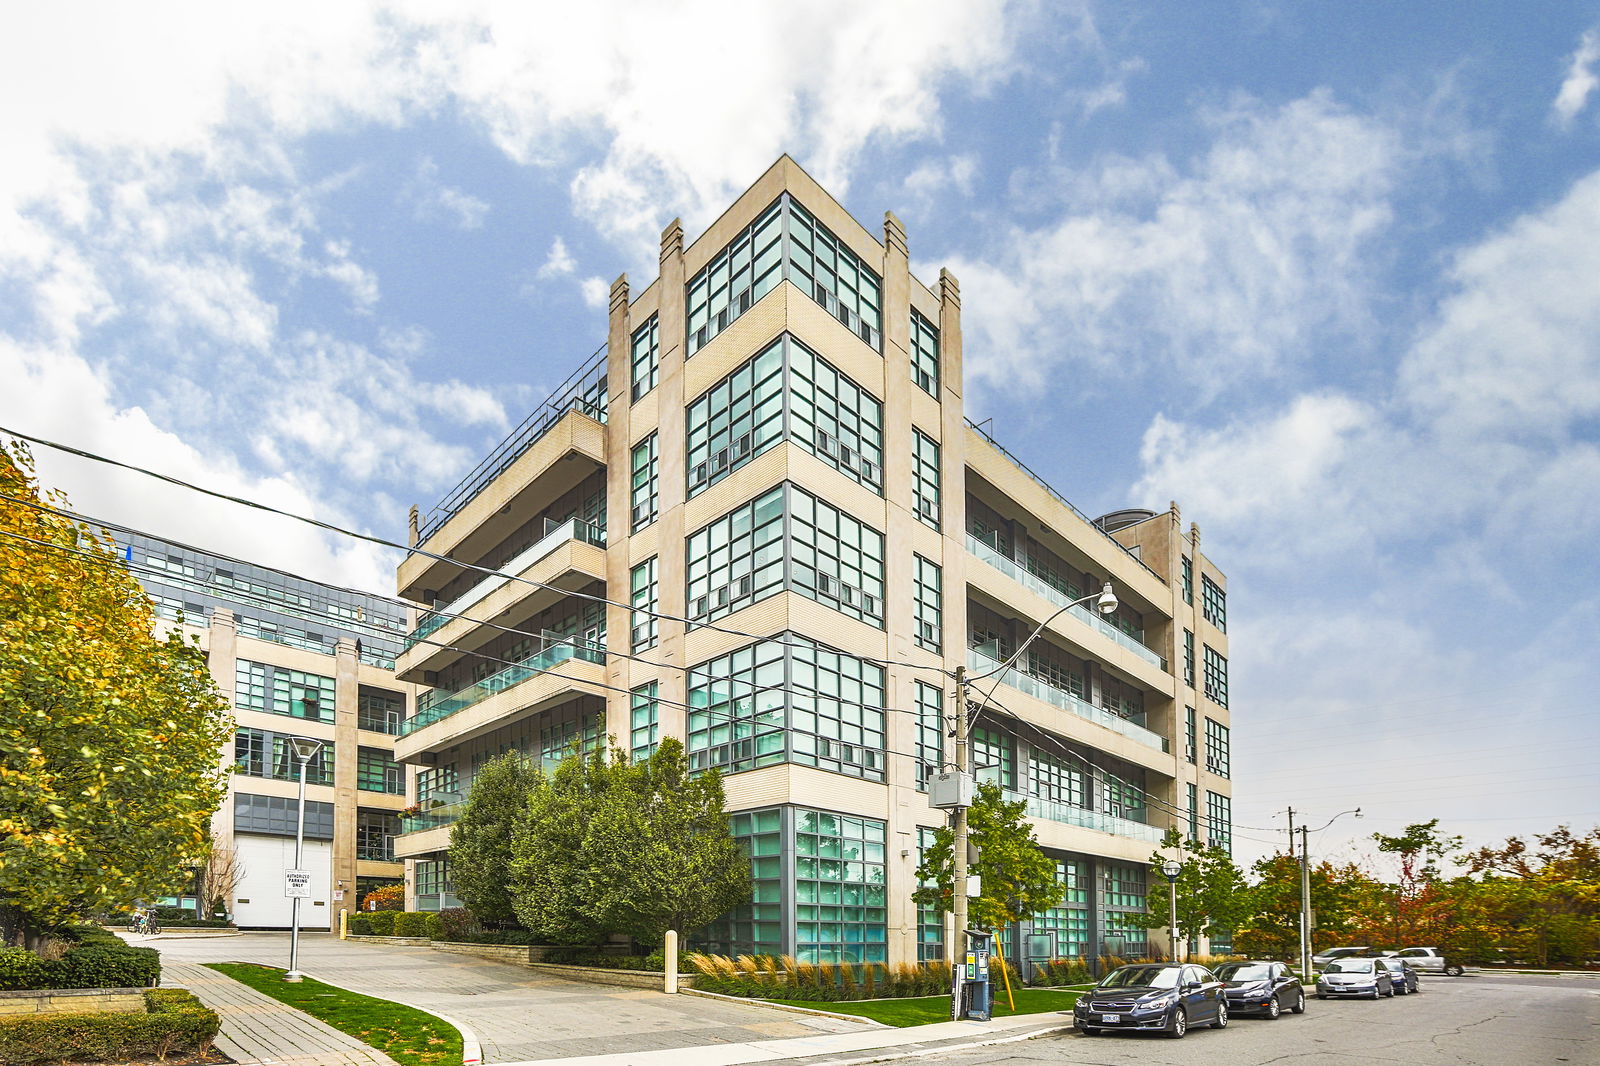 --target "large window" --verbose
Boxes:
[686,483,885,628]
[912,429,941,530]
[1181,556,1193,605]
[1031,858,1090,959]
[234,793,333,839]
[631,682,660,762]
[970,723,1014,789]
[913,555,942,653]
[1202,575,1227,632]
[630,433,658,531]
[235,660,334,722]
[538,708,603,766]
[917,827,944,960]
[630,557,658,651]
[1203,645,1229,708]
[1029,748,1088,808]
[1183,630,1195,687]
[685,195,882,356]
[356,810,399,861]
[687,633,885,781]
[1188,783,1200,843]
[233,728,332,785]
[358,687,404,734]
[1207,791,1233,855]
[910,309,939,396]
[1184,706,1197,764]
[1205,717,1230,779]
[685,334,882,497]
[697,808,785,958]
[1102,772,1145,822]
[415,857,457,911]
[793,808,887,963]
[357,746,404,794]
[914,681,943,789]
[630,314,659,401]
[686,199,785,355]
